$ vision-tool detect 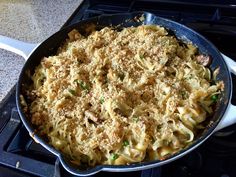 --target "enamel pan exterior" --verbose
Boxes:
[16,12,232,176]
